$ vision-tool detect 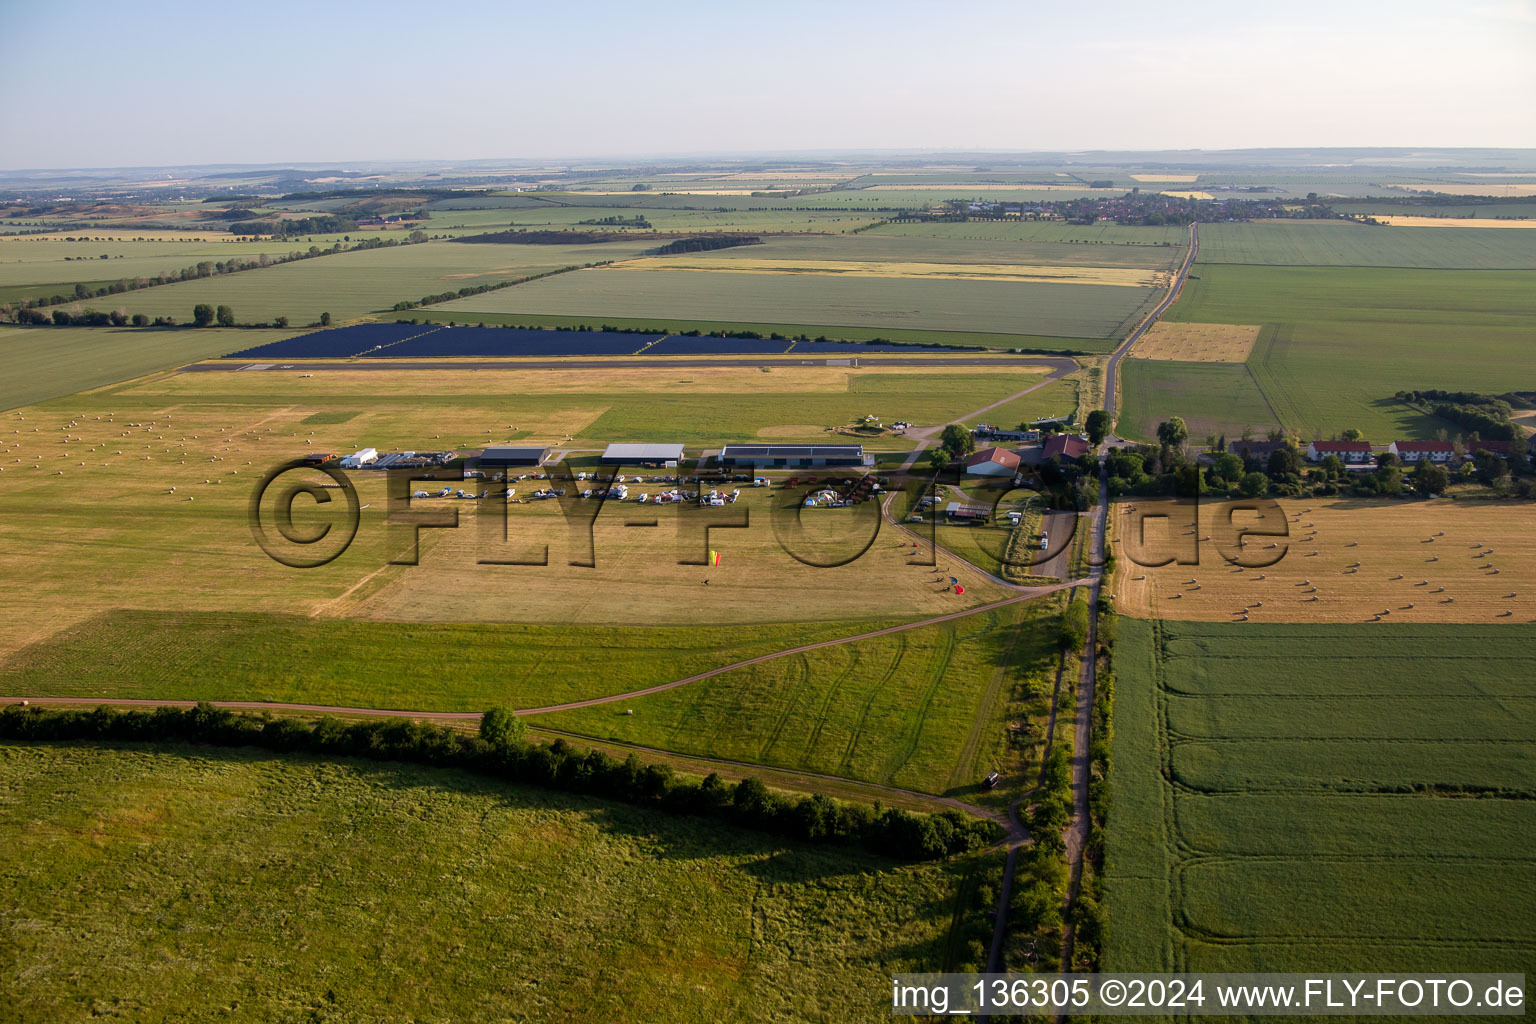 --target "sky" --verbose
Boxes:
[1,0,1533,169]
